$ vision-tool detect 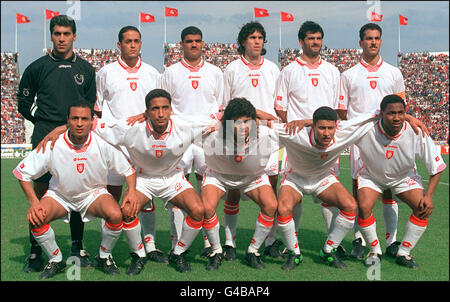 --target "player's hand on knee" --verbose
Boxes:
[27,203,46,227]
[417,196,433,219]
